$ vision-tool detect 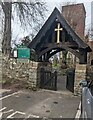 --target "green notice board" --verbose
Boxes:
[18,46,30,59]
